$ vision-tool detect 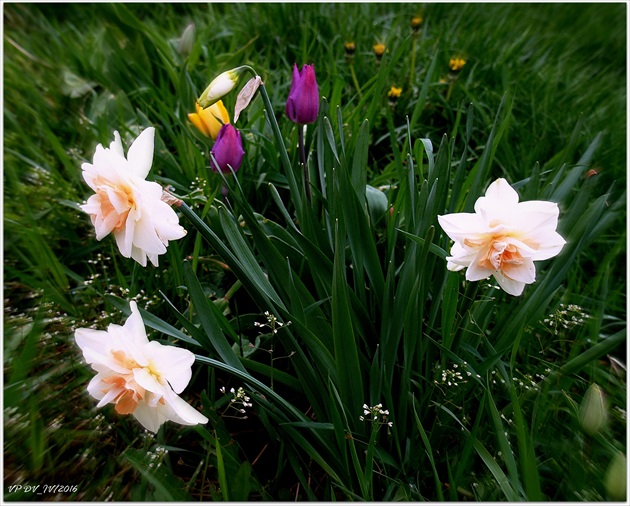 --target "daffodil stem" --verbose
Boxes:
[298,126,311,203]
